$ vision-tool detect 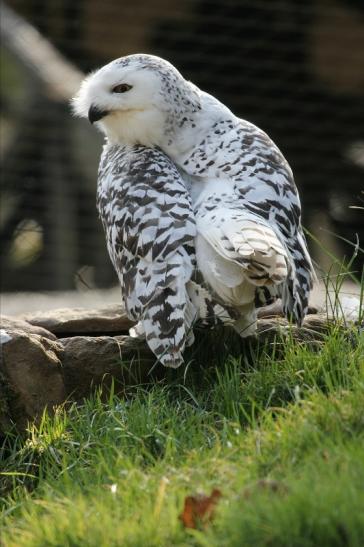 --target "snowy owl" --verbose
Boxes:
[73,53,315,343]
